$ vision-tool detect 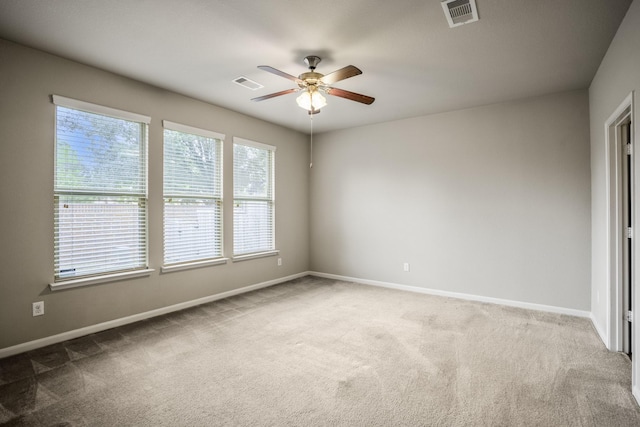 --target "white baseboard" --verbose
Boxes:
[310,271,591,318]
[634,386,640,407]
[0,271,595,358]
[0,271,309,359]
[589,312,609,347]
